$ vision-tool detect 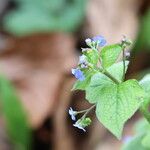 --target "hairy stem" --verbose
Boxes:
[122,48,126,82]
[96,59,120,84]
[81,104,96,119]
[102,69,120,84]
[92,67,120,84]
